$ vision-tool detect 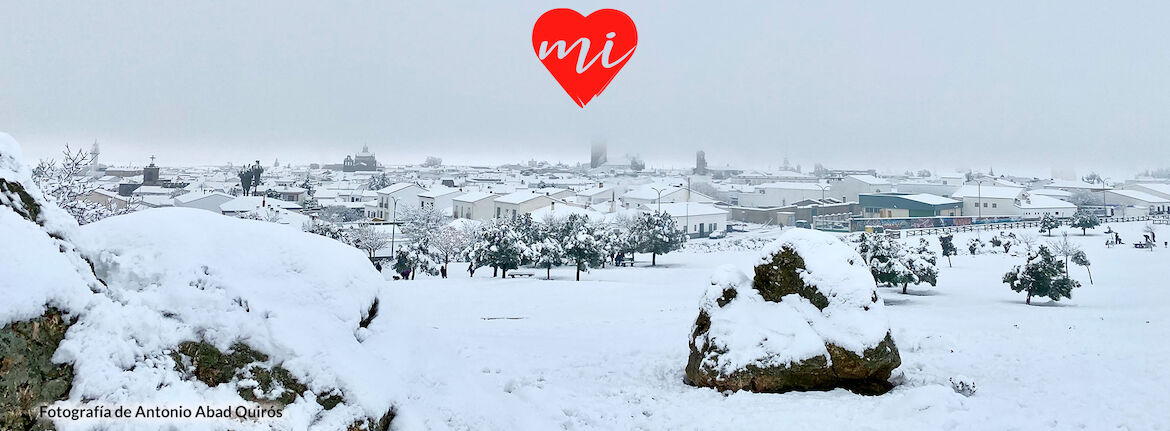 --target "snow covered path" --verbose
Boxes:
[372,222,1169,431]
